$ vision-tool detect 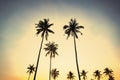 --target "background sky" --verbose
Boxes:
[0,0,120,80]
